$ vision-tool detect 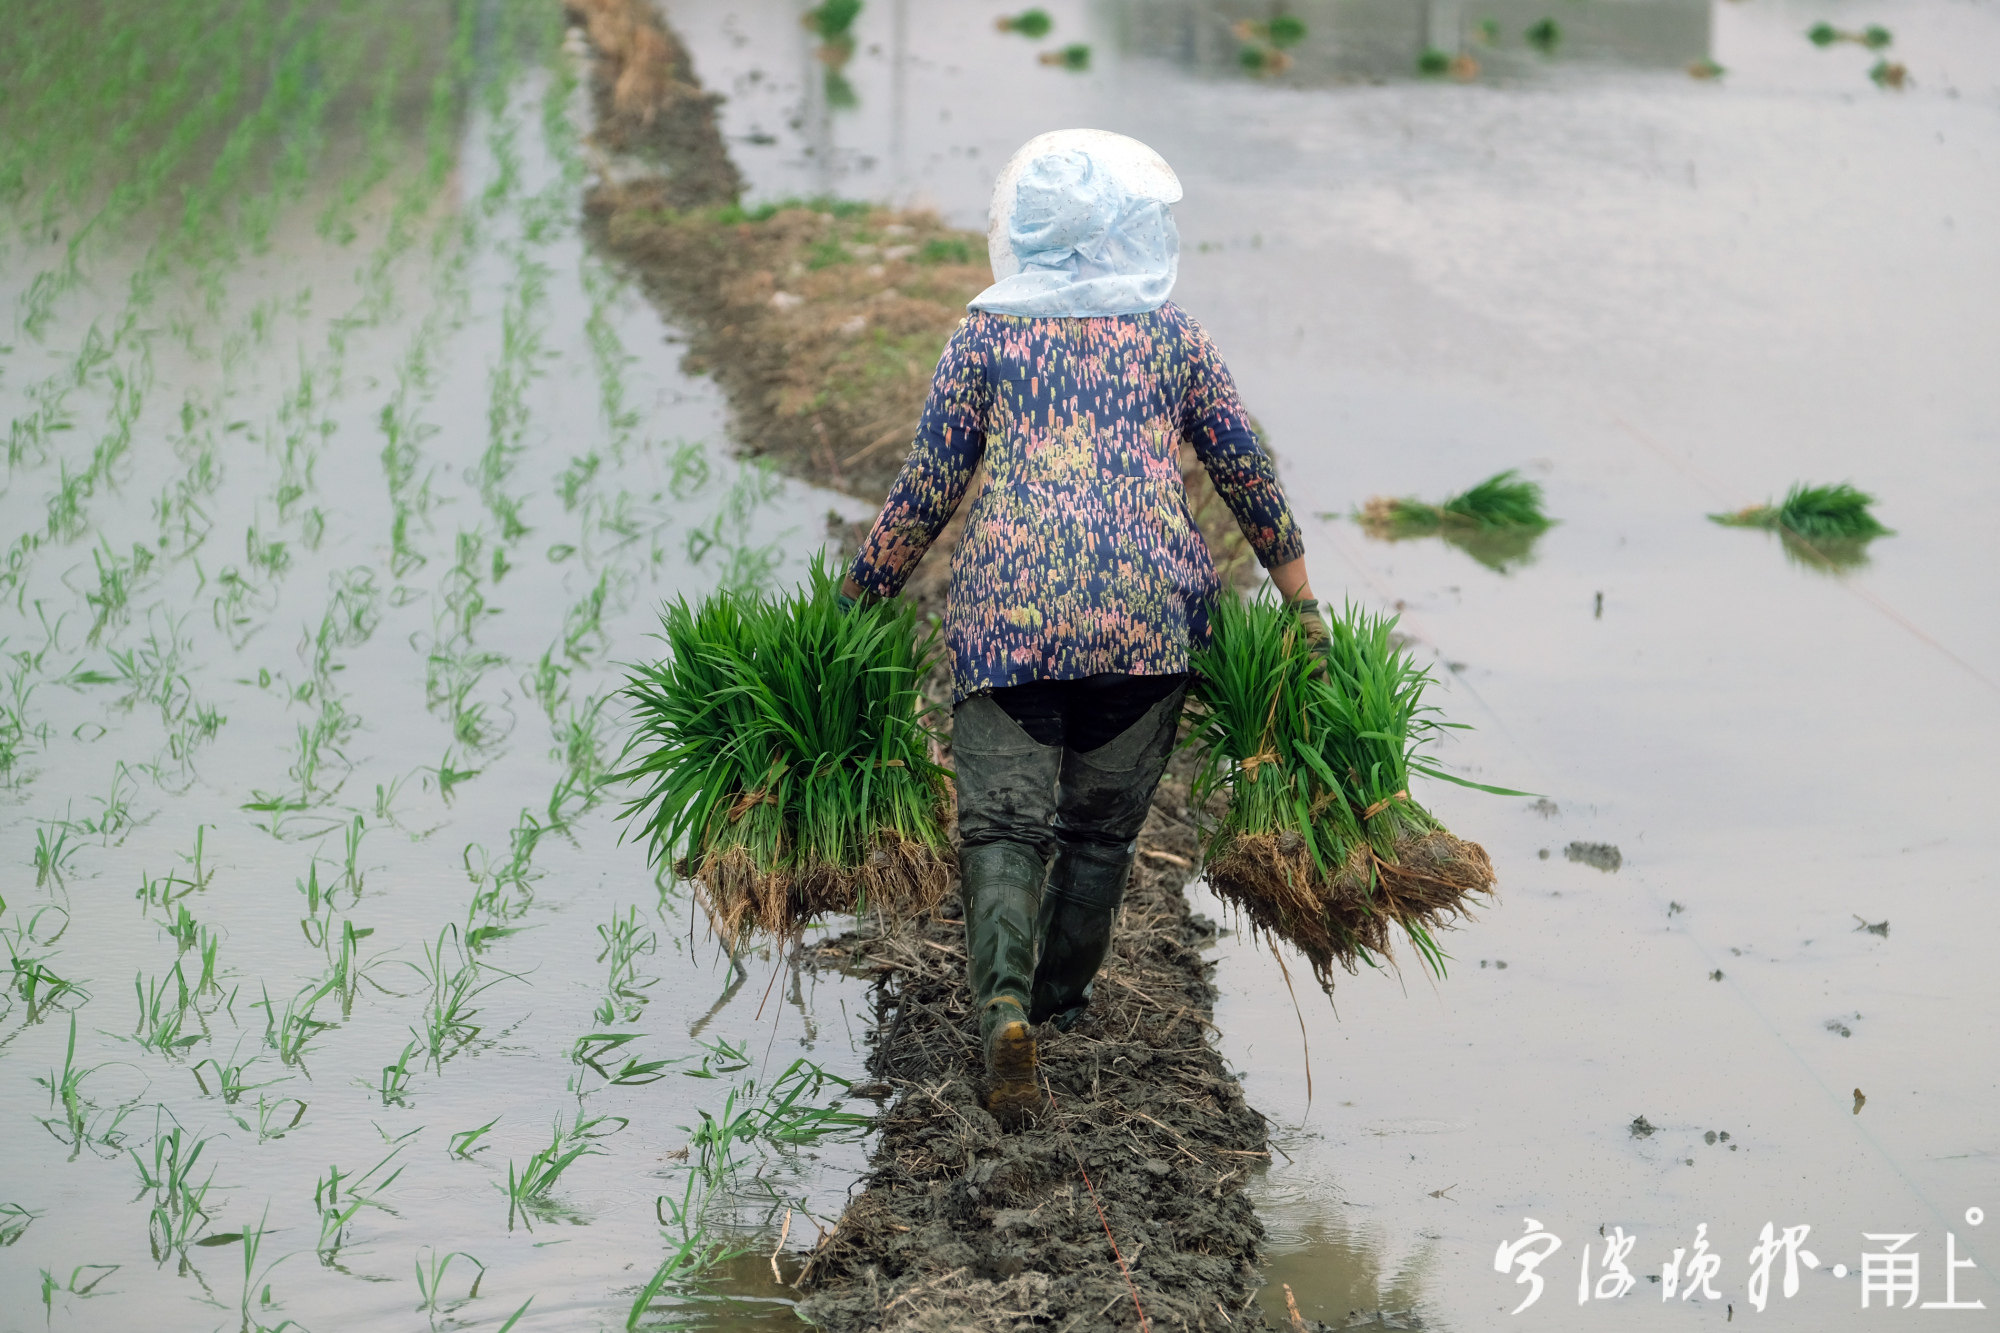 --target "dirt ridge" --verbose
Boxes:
[561,4,1301,1326]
